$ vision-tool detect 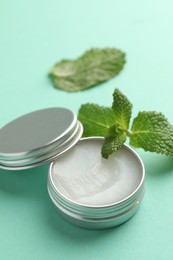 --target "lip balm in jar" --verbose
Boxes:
[0,108,145,229]
[48,137,145,229]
